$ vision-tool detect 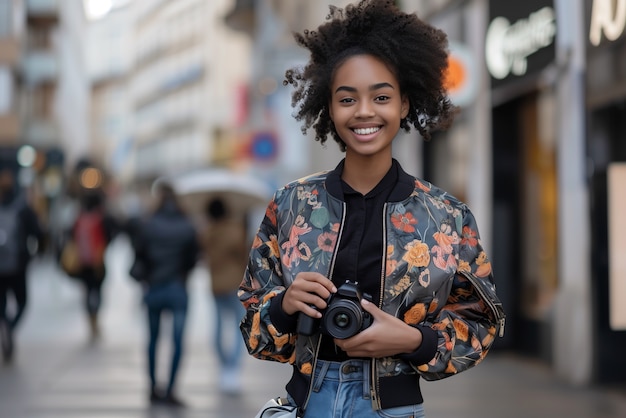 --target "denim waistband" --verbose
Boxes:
[312,359,371,394]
